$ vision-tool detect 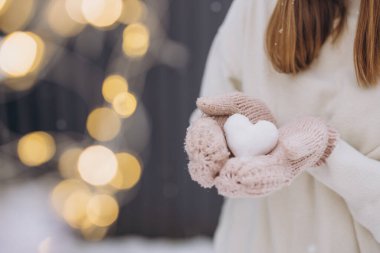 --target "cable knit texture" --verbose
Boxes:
[185,93,338,197]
